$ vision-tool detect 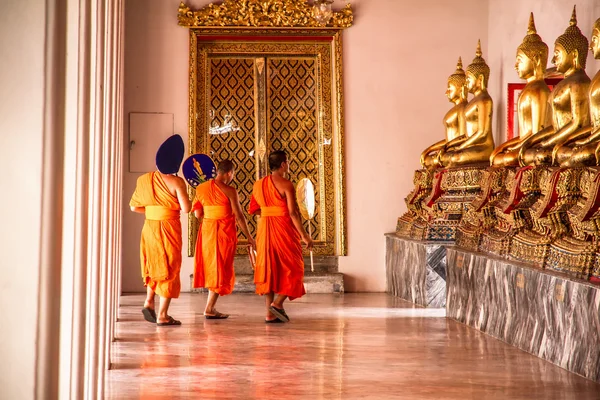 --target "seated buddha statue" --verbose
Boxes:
[439,40,495,168]
[557,17,600,167]
[420,58,468,169]
[491,13,551,167]
[519,7,591,166]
